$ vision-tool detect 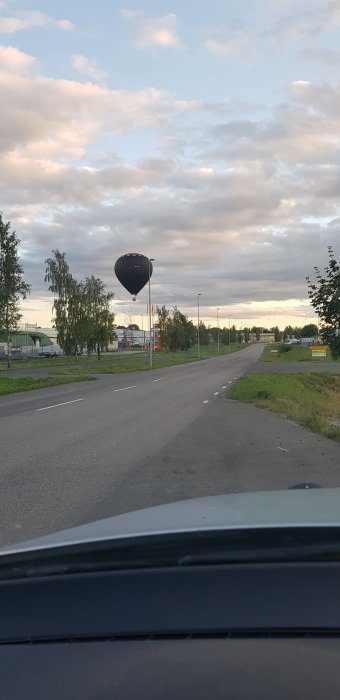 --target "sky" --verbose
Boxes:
[1,0,340,330]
